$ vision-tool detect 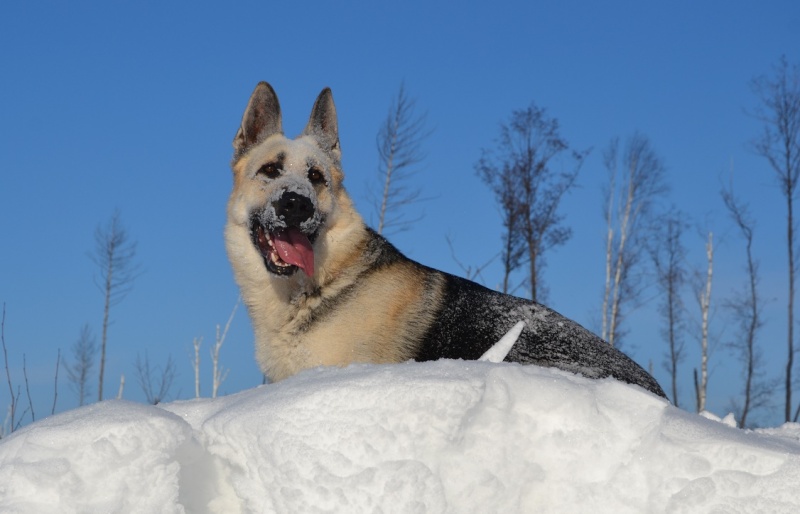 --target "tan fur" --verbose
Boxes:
[225,89,444,381]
